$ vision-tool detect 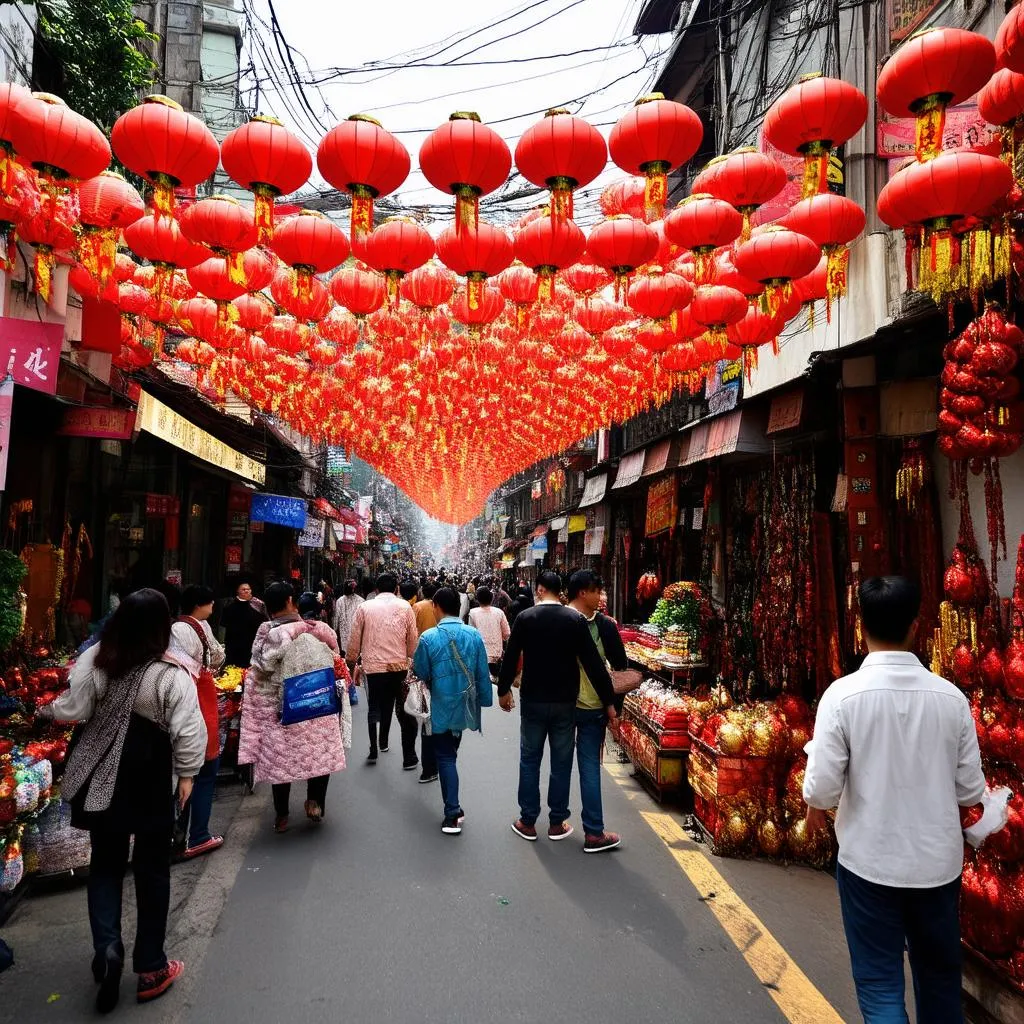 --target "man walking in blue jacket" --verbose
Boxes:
[412,587,493,835]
